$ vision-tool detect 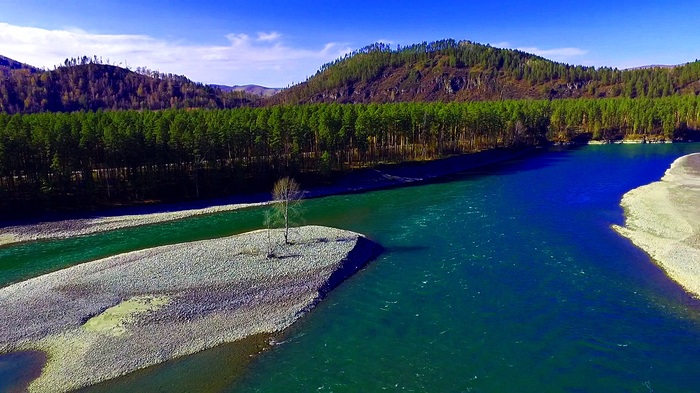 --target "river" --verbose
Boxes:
[2,143,700,392]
